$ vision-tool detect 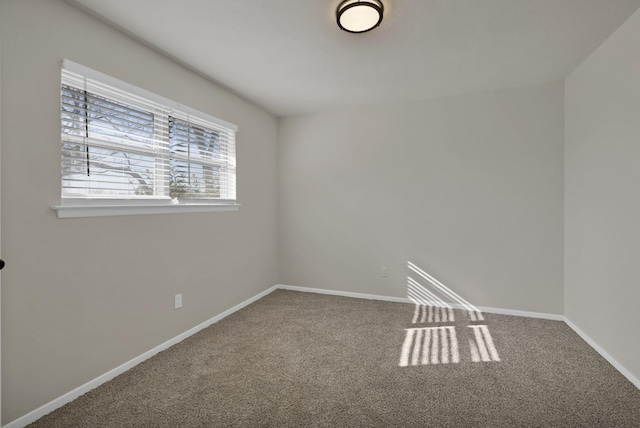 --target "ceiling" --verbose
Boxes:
[67,0,640,117]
